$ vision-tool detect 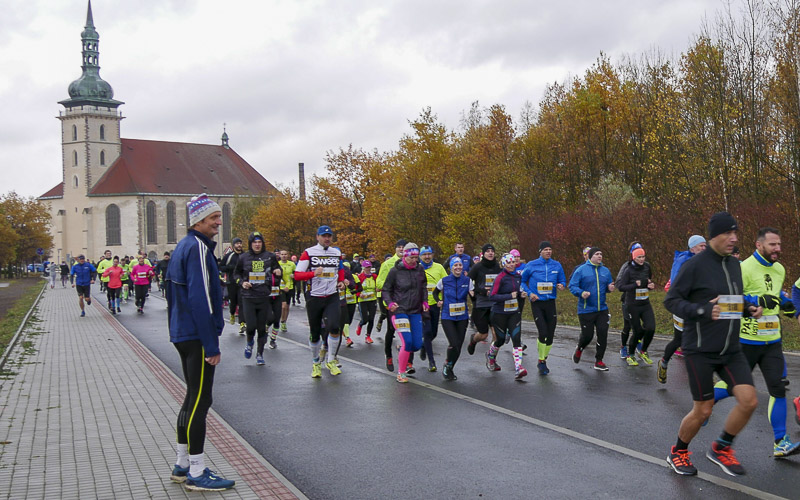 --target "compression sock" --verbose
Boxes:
[176,443,189,468]
[398,348,411,375]
[488,343,499,359]
[768,396,787,441]
[310,339,322,362]
[189,453,205,478]
[342,324,350,338]
[513,347,523,371]
[543,343,553,360]
[328,335,340,362]
[537,340,546,361]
